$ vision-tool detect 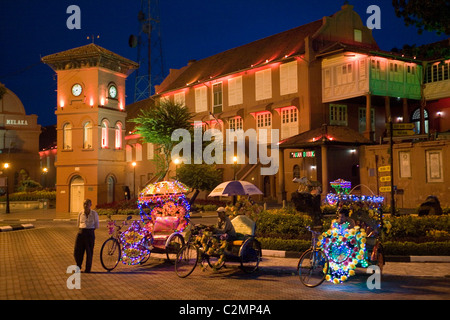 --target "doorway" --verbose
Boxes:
[70,176,84,213]
[107,175,115,203]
